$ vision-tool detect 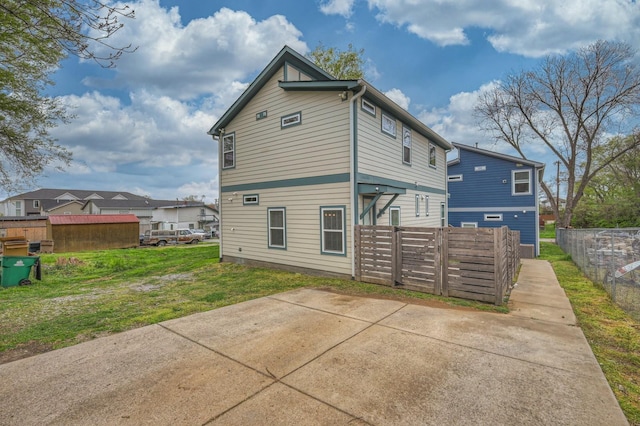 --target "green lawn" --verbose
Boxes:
[0,244,504,363]
[539,223,556,239]
[540,242,640,425]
